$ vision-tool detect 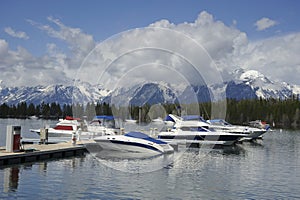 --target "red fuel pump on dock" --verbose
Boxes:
[6,126,22,152]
